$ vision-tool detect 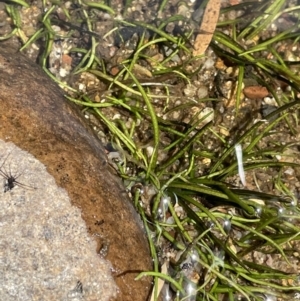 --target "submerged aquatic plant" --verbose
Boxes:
[4,0,300,300]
